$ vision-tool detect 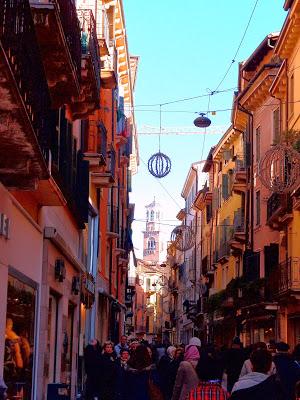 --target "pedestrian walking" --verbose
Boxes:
[187,346,229,400]
[115,335,129,357]
[84,339,102,400]
[165,347,184,400]
[239,341,276,378]
[230,349,284,400]
[274,341,300,400]
[116,348,130,400]
[124,344,162,400]
[158,345,176,399]
[171,337,200,400]
[223,336,245,392]
[99,341,118,400]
